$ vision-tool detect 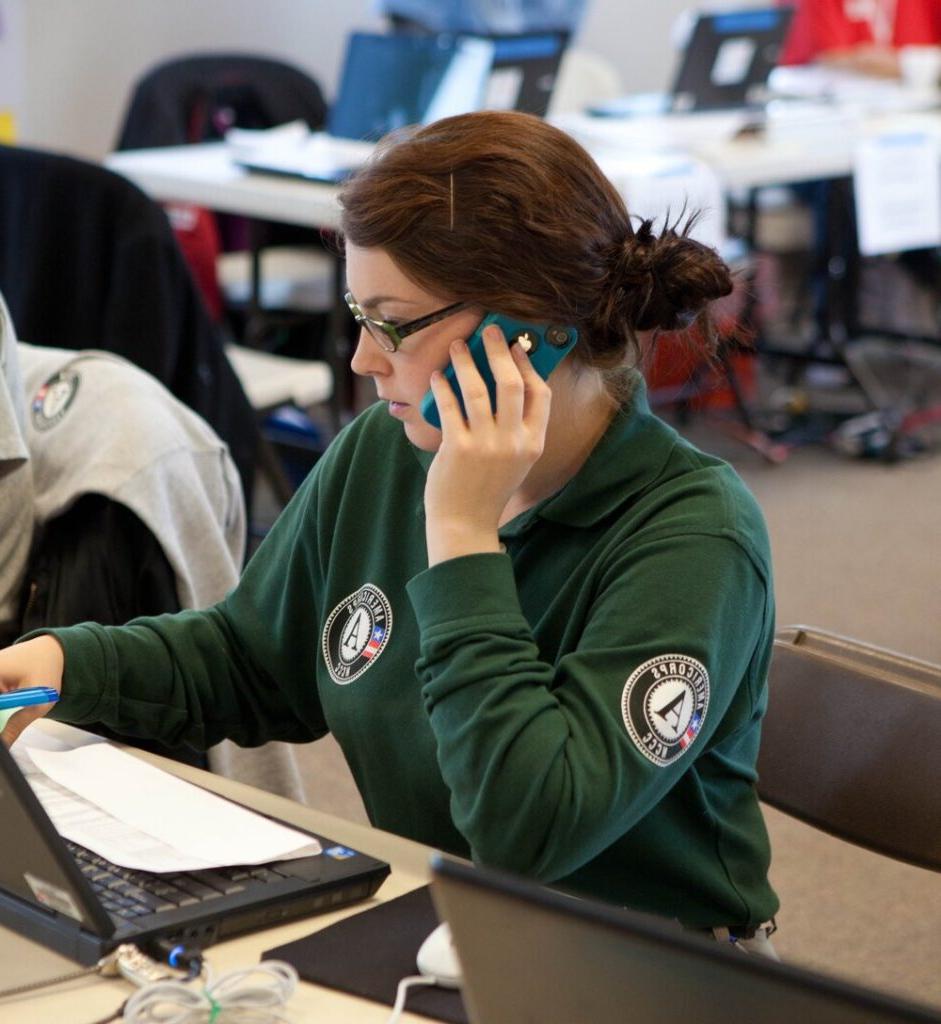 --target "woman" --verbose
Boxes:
[781,0,941,77]
[0,111,778,950]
